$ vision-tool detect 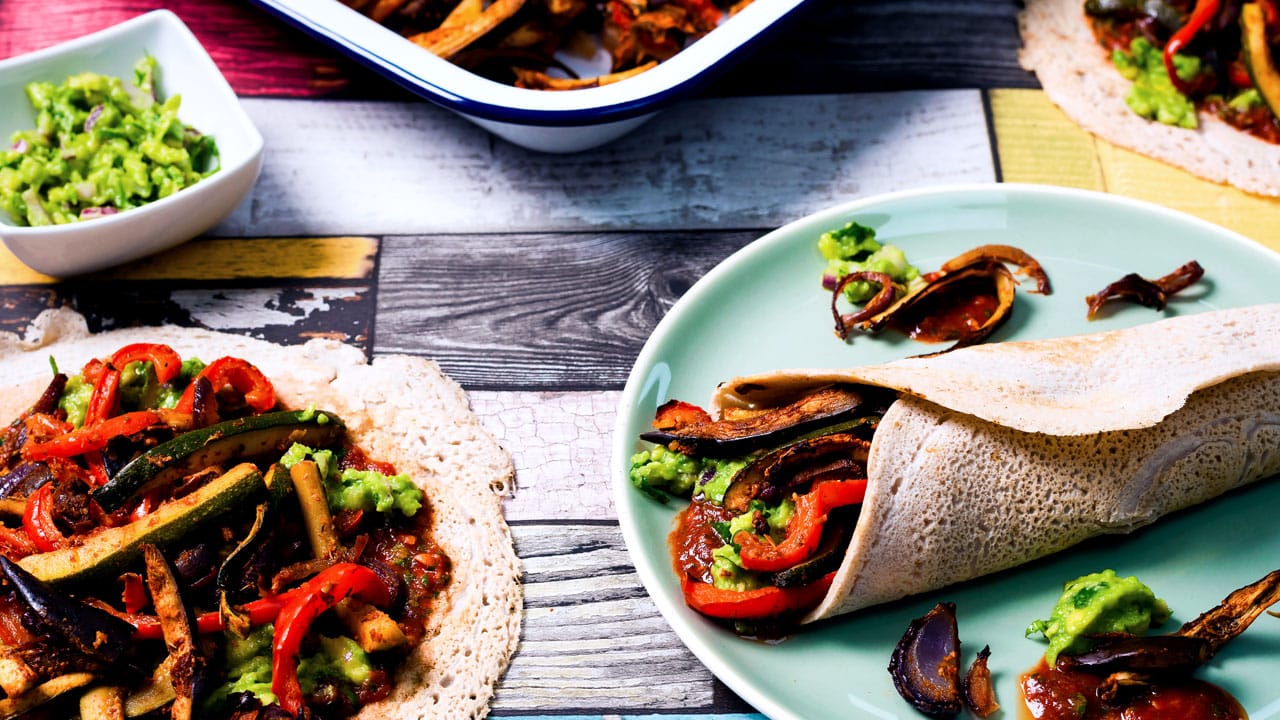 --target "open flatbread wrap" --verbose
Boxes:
[0,309,520,719]
[705,304,1280,623]
[1018,0,1280,196]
